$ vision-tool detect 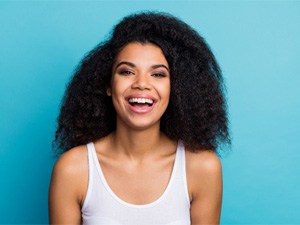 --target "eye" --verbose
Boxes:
[119,70,134,76]
[152,73,167,78]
